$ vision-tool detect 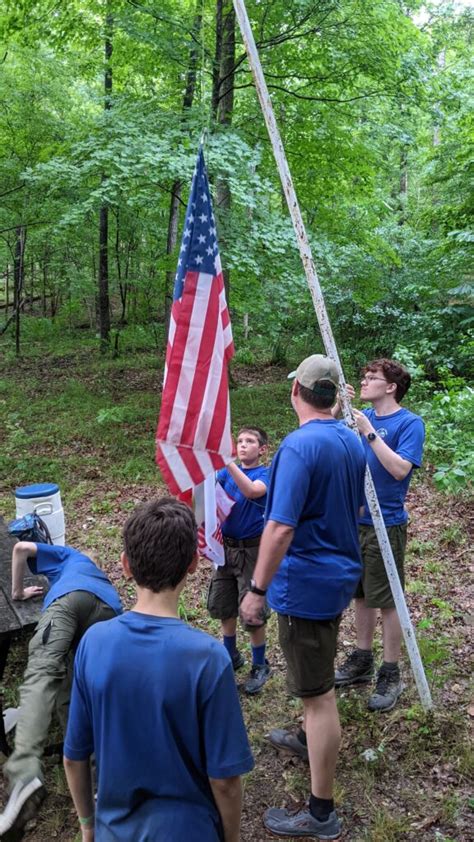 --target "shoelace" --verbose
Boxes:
[375,670,398,695]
